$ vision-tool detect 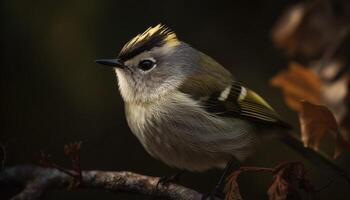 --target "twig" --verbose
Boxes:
[232,166,274,173]
[38,142,83,187]
[0,165,205,200]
